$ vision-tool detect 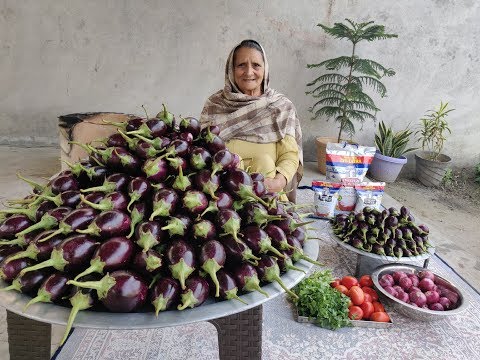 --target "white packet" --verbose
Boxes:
[312,180,342,218]
[354,182,386,212]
